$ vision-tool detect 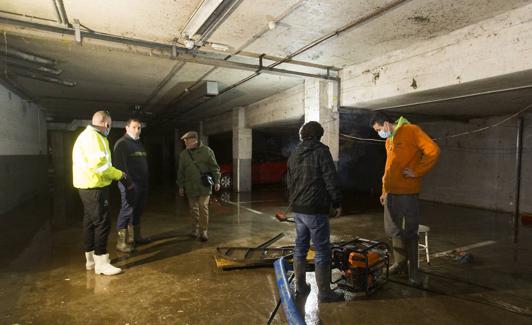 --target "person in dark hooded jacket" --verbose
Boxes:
[287,121,344,303]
